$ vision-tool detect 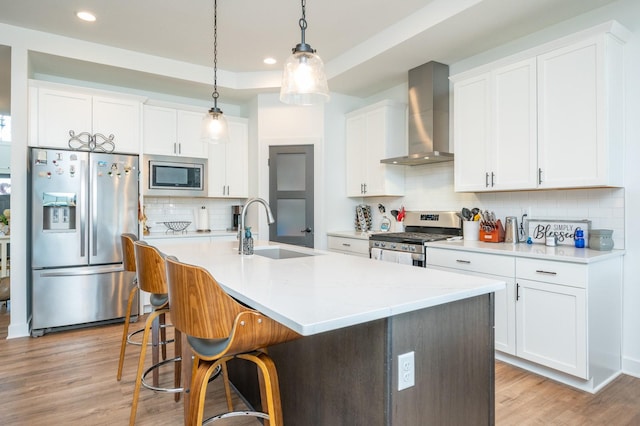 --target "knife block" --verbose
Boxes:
[480,219,505,243]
